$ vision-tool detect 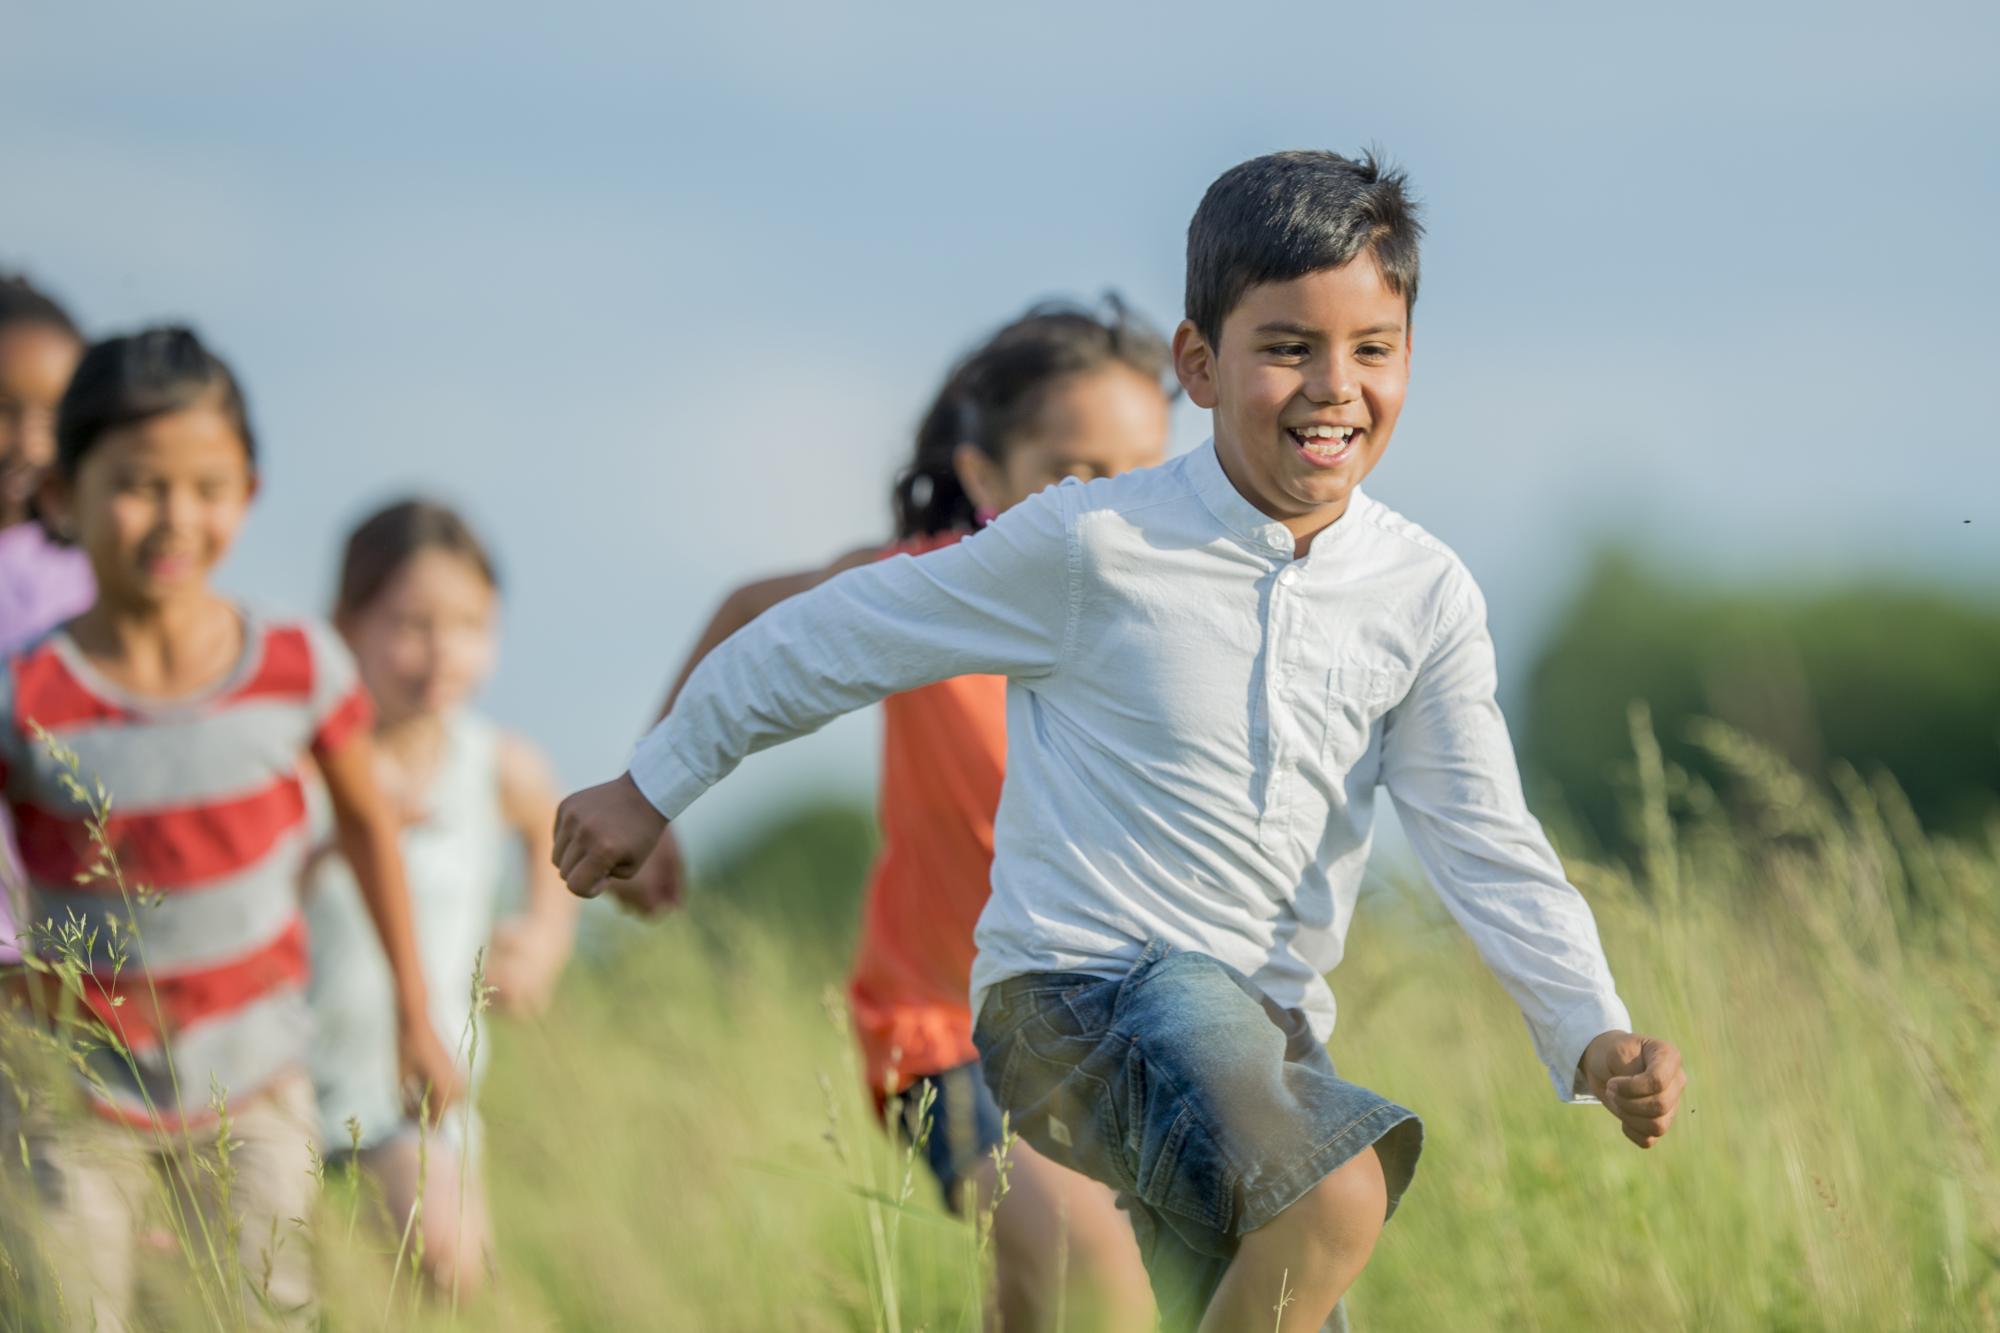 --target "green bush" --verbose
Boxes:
[1523,551,2000,855]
